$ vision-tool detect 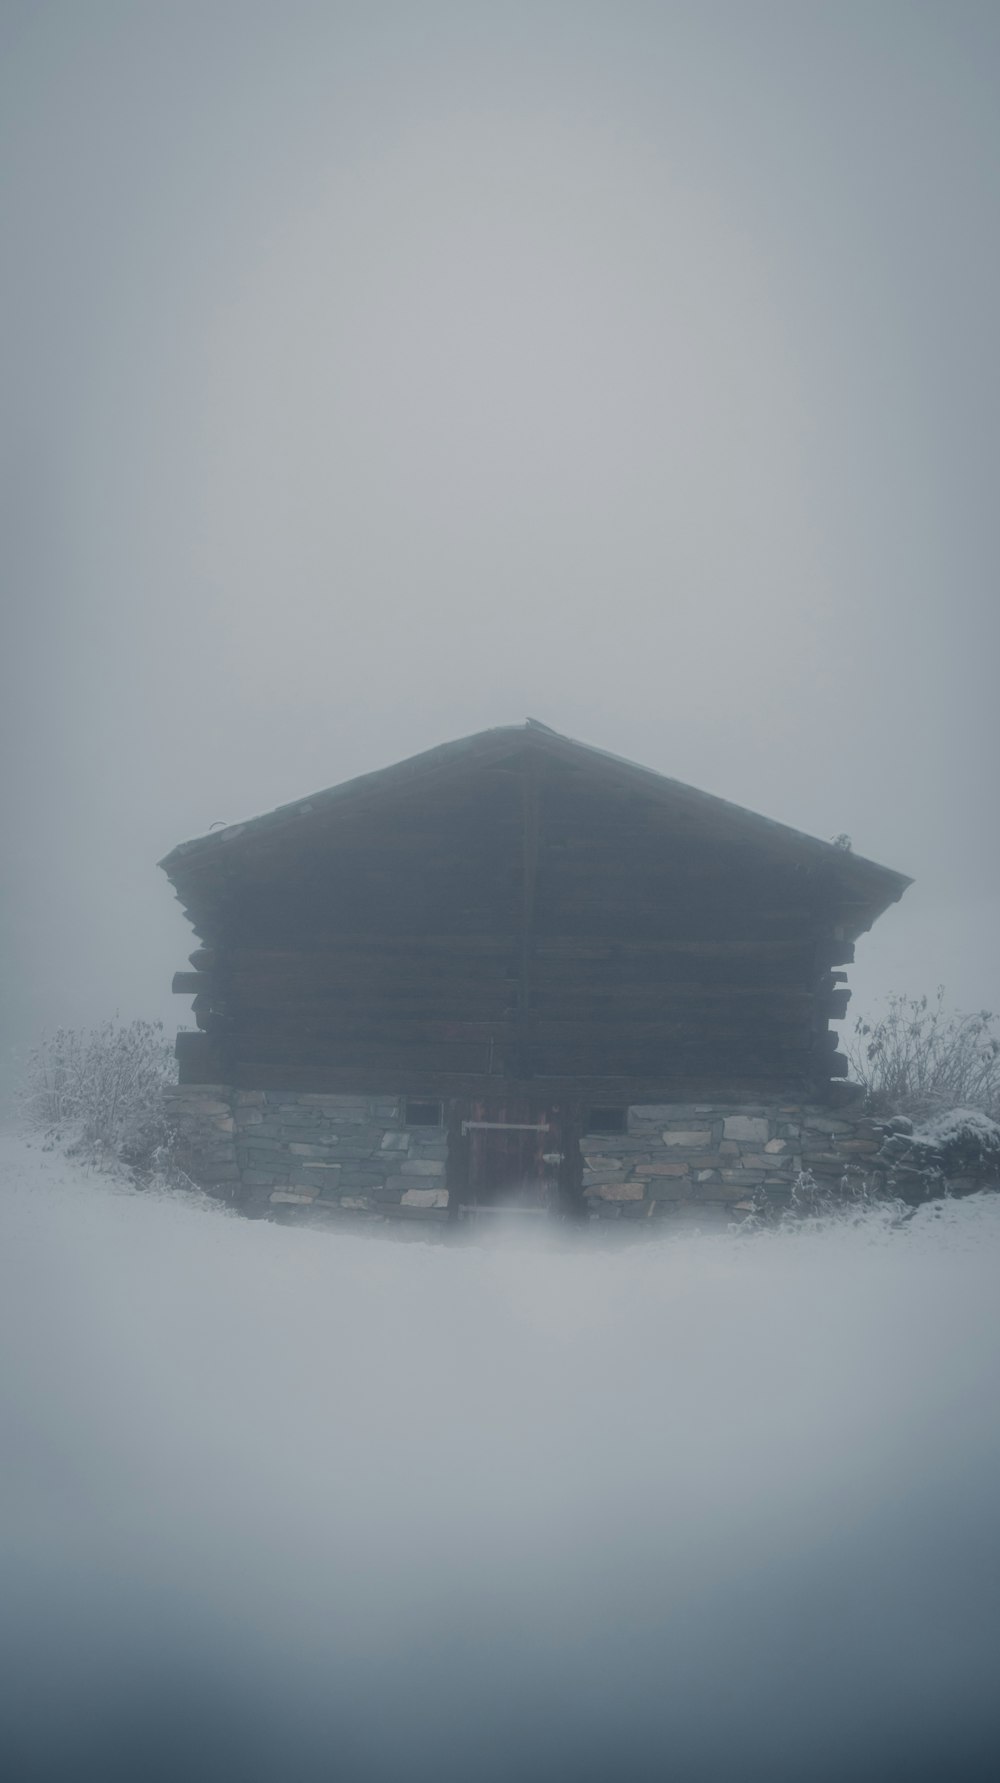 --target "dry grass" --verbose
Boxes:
[848,988,1000,1122]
